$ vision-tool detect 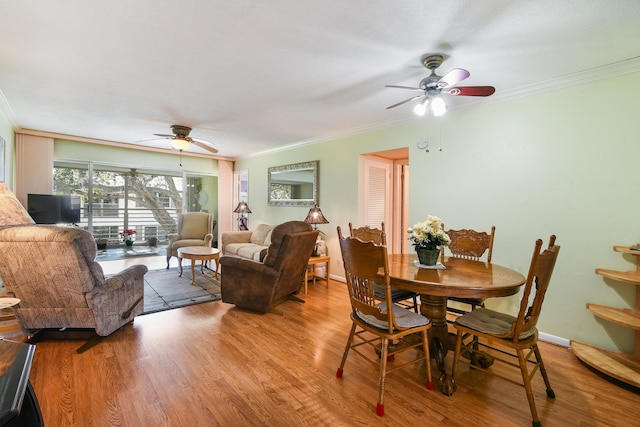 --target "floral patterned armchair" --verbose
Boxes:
[0,183,147,350]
